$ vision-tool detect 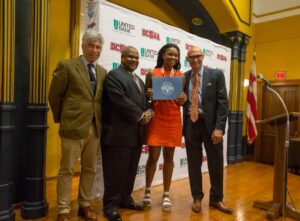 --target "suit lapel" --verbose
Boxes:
[201,67,209,100]
[185,70,192,97]
[133,74,143,95]
[137,76,146,104]
[75,56,94,97]
[95,65,104,98]
[119,66,143,95]
[119,66,146,107]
